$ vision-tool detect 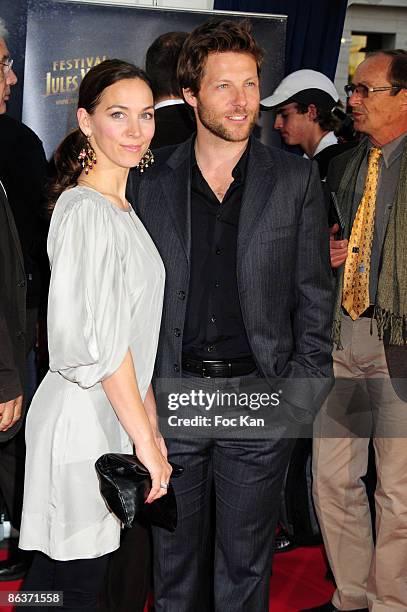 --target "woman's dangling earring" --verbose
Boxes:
[78,136,97,174]
[138,148,154,174]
